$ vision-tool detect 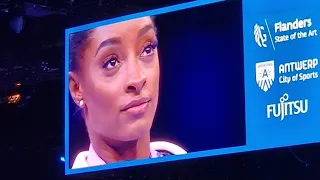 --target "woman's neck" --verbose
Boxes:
[89,133,151,163]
